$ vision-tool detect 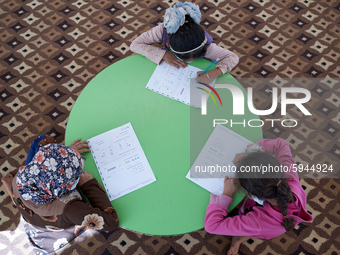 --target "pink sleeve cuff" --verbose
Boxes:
[209,194,233,209]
